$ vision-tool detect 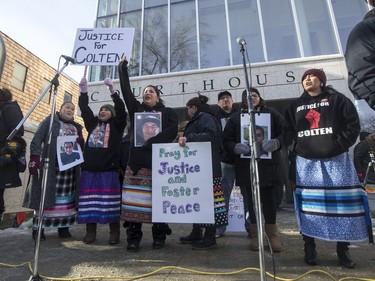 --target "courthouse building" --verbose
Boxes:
[87,0,374,125]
